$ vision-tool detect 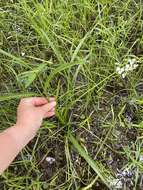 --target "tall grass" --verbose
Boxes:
[0,0,143,189]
